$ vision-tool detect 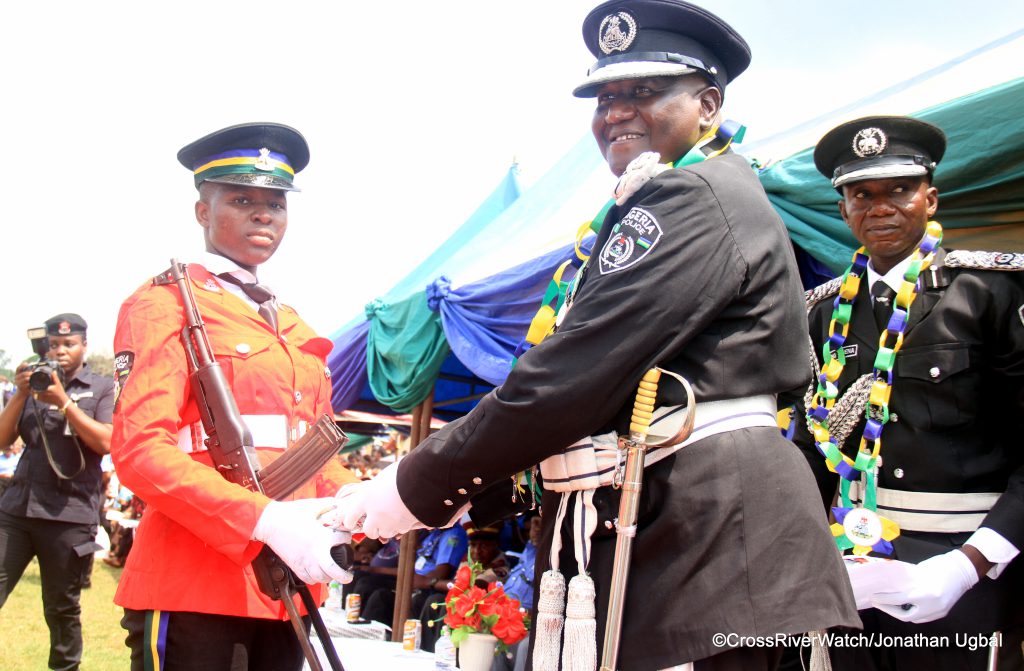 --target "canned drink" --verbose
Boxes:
[345,593,361,623]
[402,618,422,651]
